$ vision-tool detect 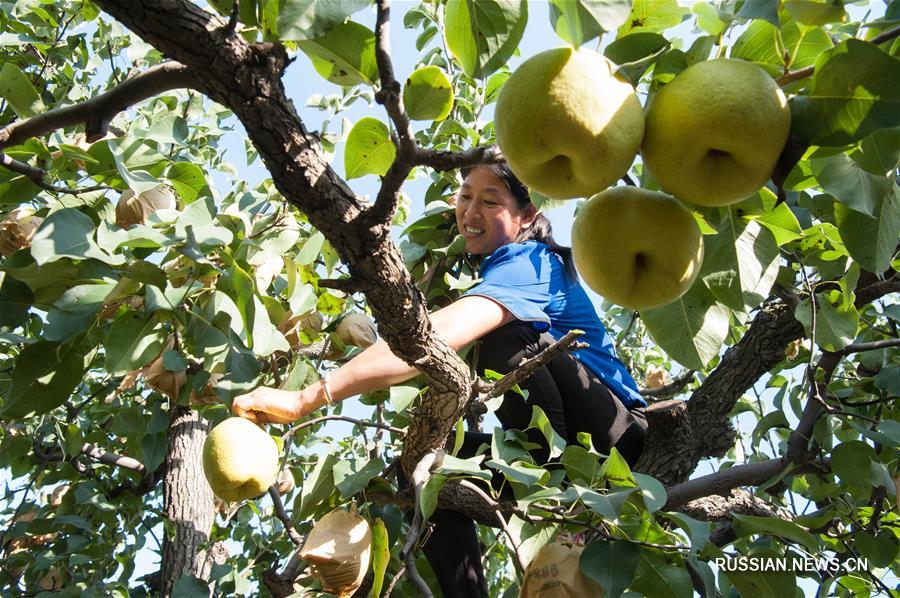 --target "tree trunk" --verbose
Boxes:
[161,406,215,597]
